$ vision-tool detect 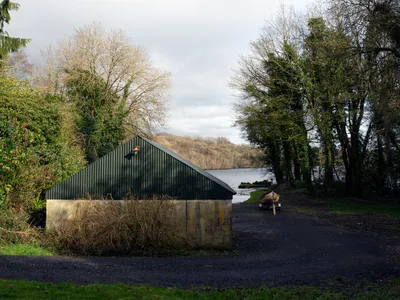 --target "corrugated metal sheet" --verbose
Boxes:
[46,136,236,200]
